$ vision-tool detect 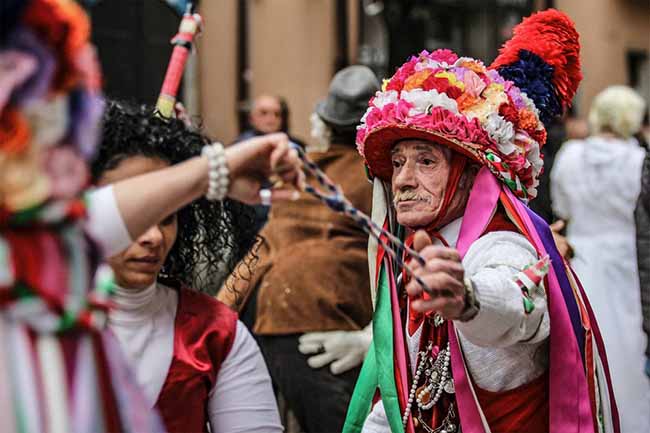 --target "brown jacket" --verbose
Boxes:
[228,144,374,335]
